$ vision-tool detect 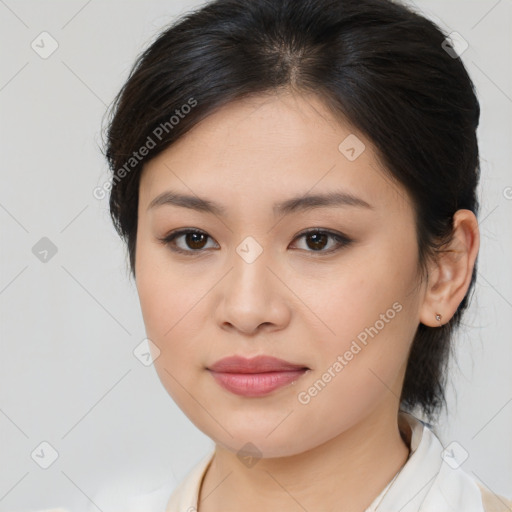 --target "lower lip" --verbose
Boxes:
[208,369,308,397]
